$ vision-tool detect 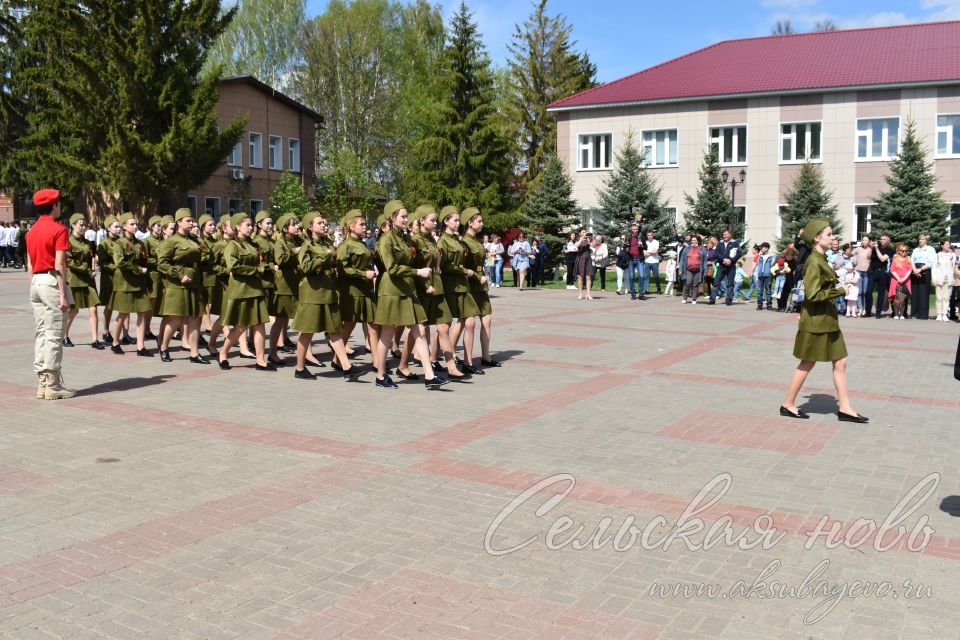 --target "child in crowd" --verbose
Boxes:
[664,251,677,296]
[842,261,860,317]
[733,259,746,301]
[772,255,789,300]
